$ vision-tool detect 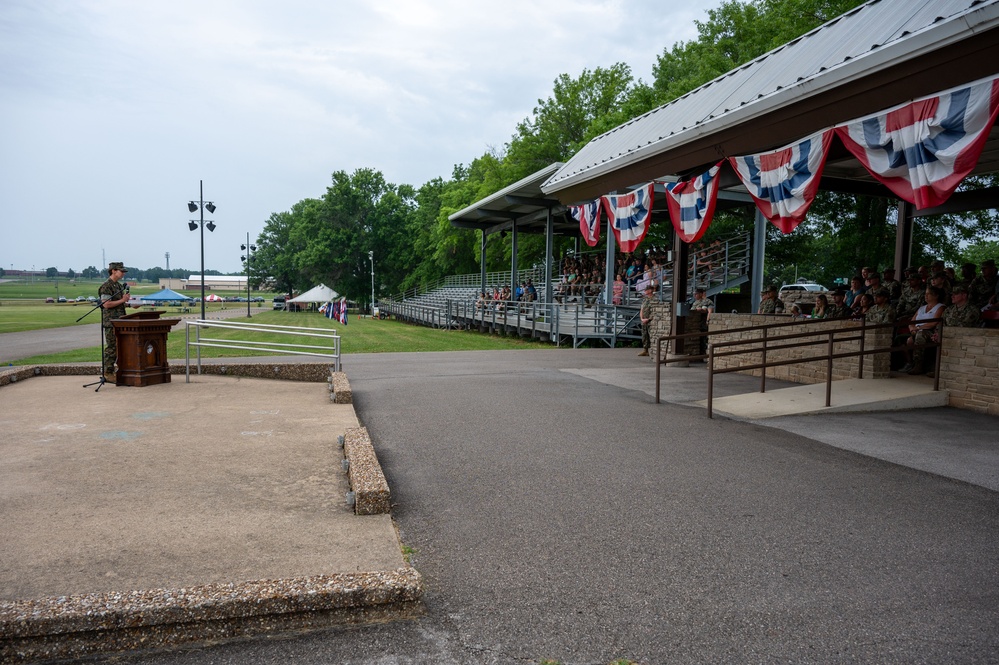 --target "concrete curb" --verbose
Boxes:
[0,569,422,663]
[0,362,333,388]
[343,427,391,515]
[330,370,353,403]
